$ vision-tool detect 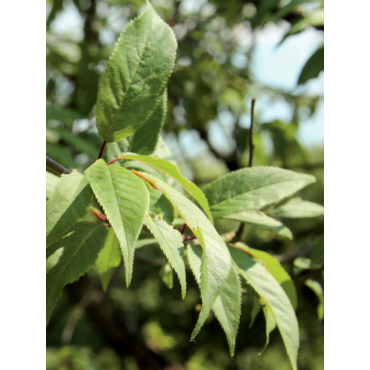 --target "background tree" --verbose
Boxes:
[46,0,324,369]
